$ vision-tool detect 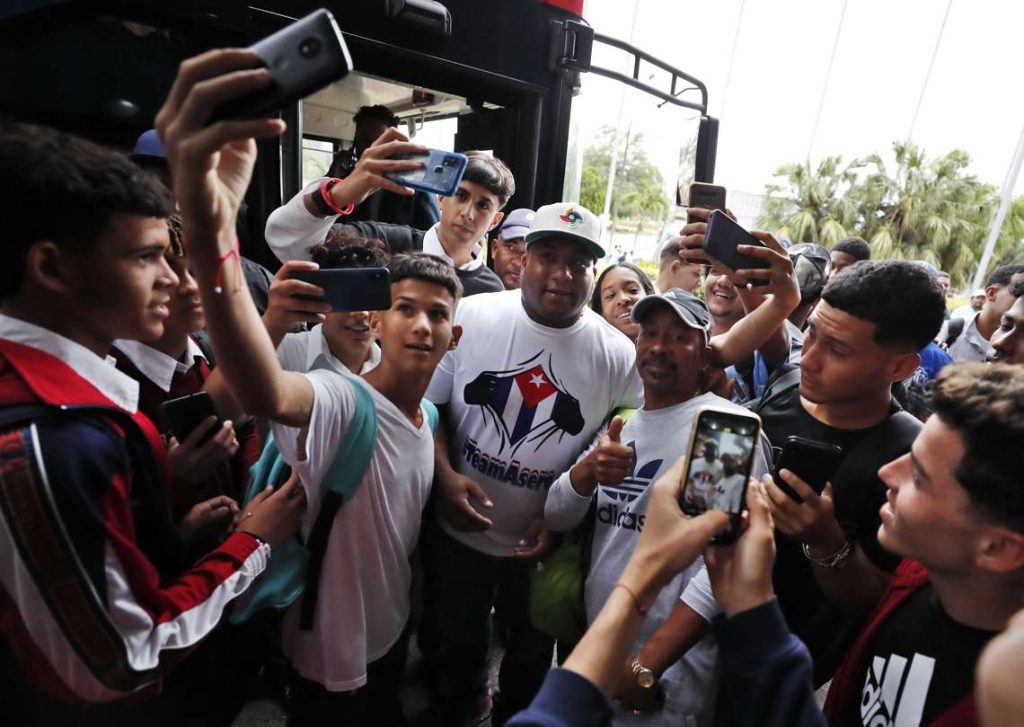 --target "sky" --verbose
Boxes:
[571,0,1024,205]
